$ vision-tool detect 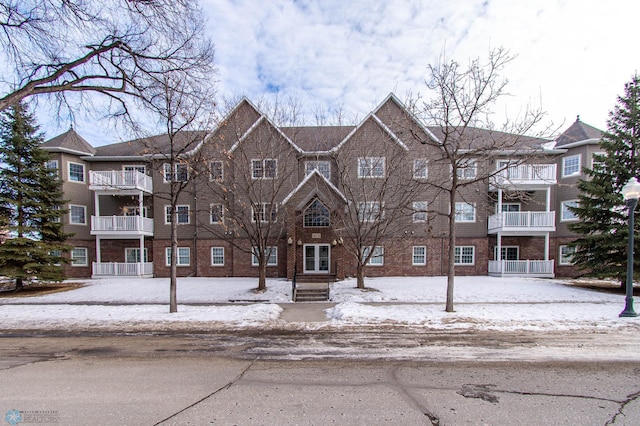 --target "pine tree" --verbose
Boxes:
[0,102,71,290]
[570,75,640,286]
